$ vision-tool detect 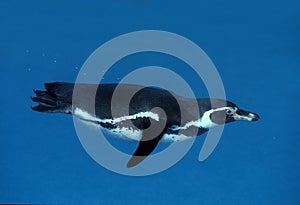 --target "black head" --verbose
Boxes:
[199,99,260,128]
[210,99,259,125]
